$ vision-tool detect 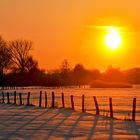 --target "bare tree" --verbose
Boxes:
[0,36,11,87]
[26,56,38,72]
[60,59,70,73]
[9,39,35,73]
